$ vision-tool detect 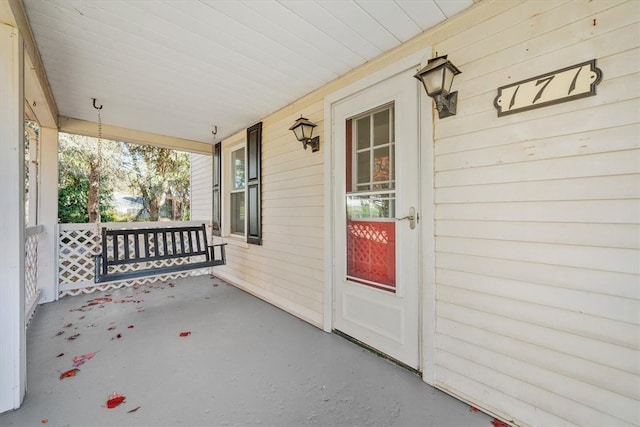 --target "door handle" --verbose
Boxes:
[396,207,416,230]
